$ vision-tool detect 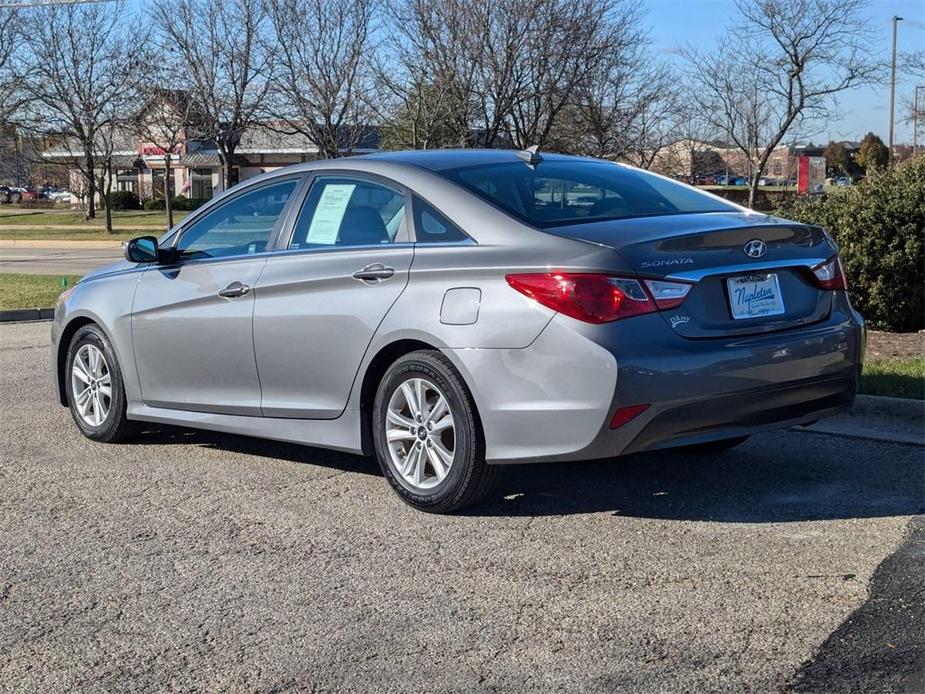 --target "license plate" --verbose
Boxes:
[726,273,785,320]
